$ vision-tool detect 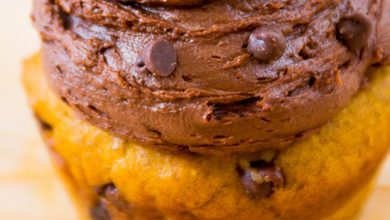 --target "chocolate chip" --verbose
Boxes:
[90,201,111,220]
[247,26,286,63]
[239,160,284,199]
[143,39,177,77]
[99,184,132,214]
[337,13,372,53]
[34,113,53,132]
